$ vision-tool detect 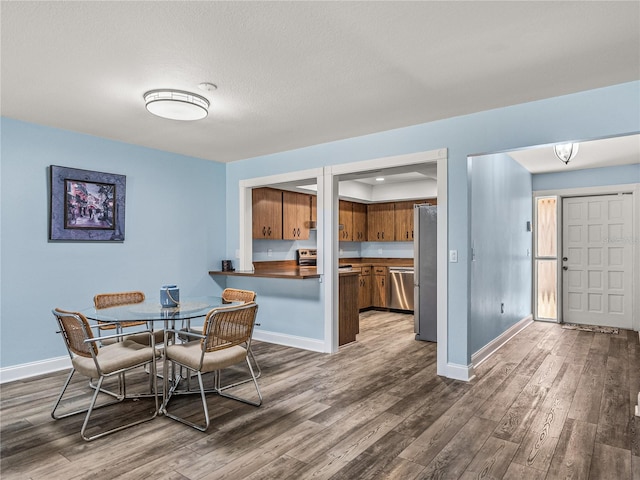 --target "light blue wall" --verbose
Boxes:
[533,163,640,191]
[1,119,227,367]
[470,153,532,354]
[225,81,640,366]
[2,81,638,371]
